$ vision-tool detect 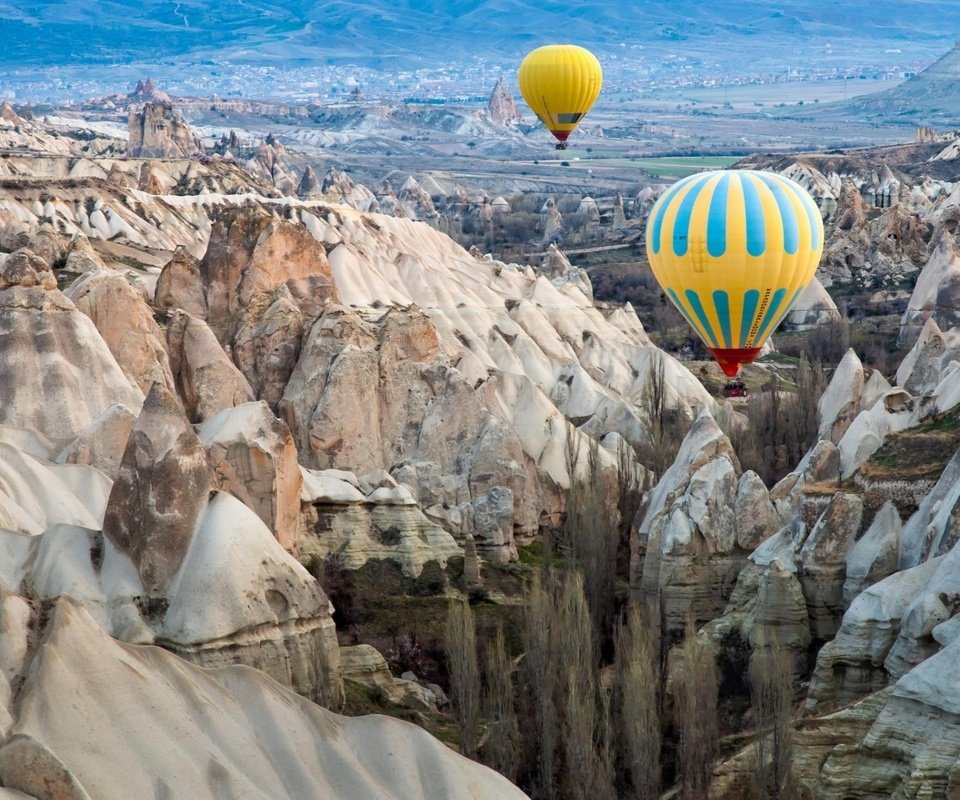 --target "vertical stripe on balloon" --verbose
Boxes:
[684,289,719,348]
[740,175,766,257]
[707,174,730,258]
[781,178,822,251]
[672,174,711,257]
[712,289,732,348]
[757,174,799,255]
[649,175,694,255]
[667,287,702,339]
